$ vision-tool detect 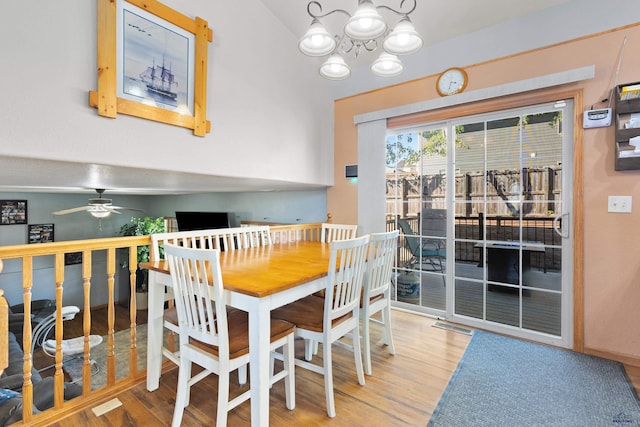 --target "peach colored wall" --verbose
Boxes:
[330,24,640,362]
